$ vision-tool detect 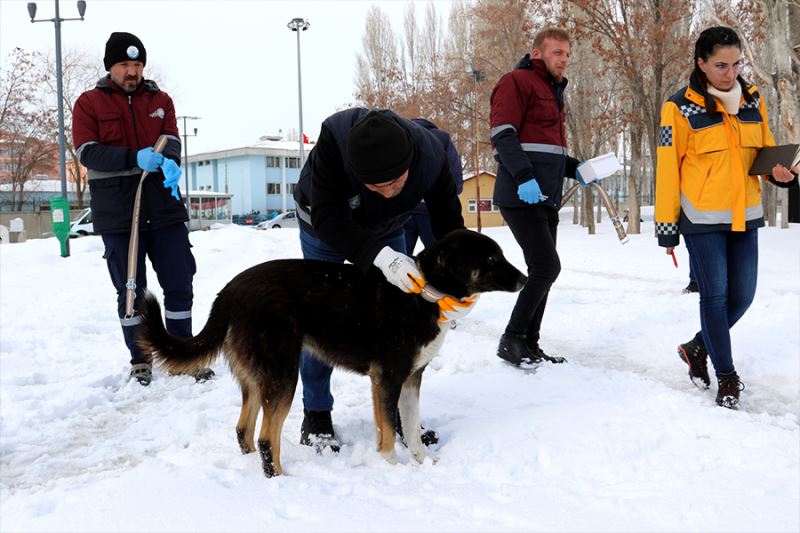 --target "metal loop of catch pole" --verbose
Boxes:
[561,182,629,245]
